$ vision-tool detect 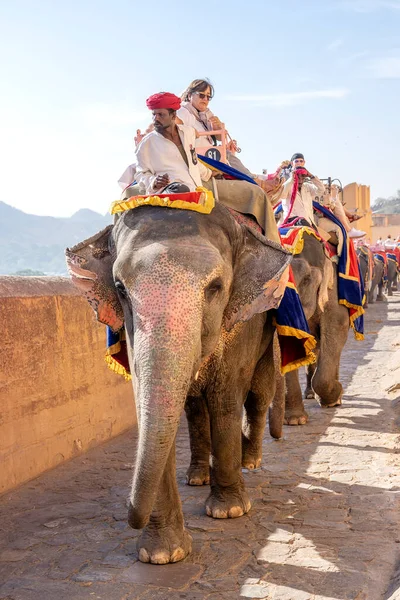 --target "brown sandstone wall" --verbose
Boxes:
[0,276,136,495]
